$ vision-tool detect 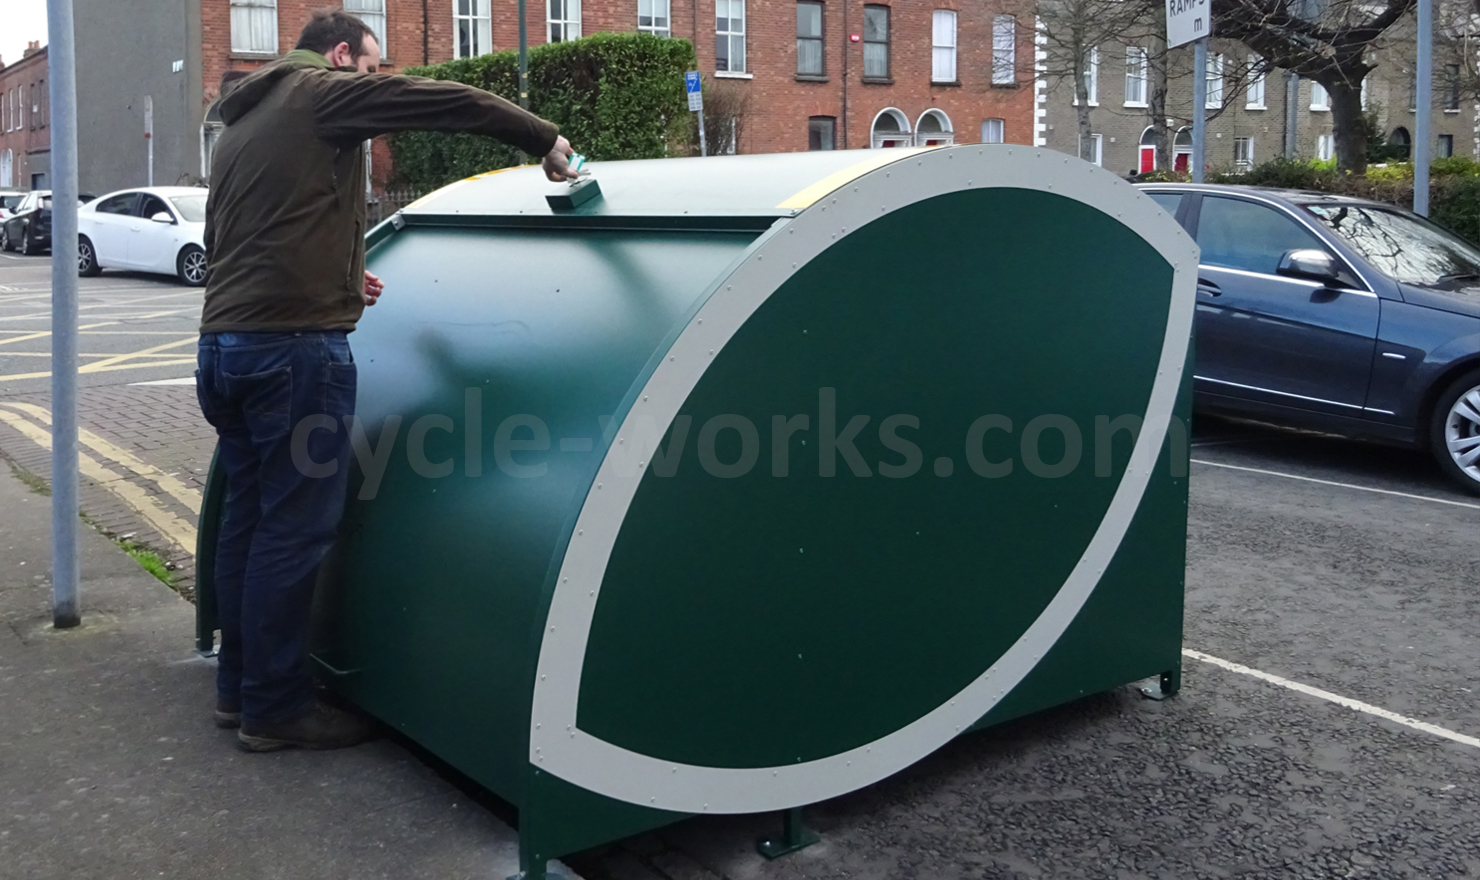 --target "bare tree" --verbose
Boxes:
[1212,0,1416,173]
[1039,0,1149,161]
